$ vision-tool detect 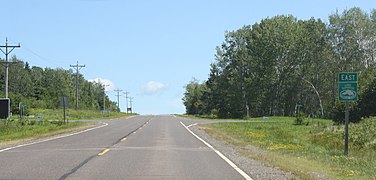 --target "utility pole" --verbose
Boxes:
[0,38,20,98]
[114,88,122,110]
[129,97,134,114]
[70,61,85,110]
[101,83,109,112]
[124,91,130,113]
